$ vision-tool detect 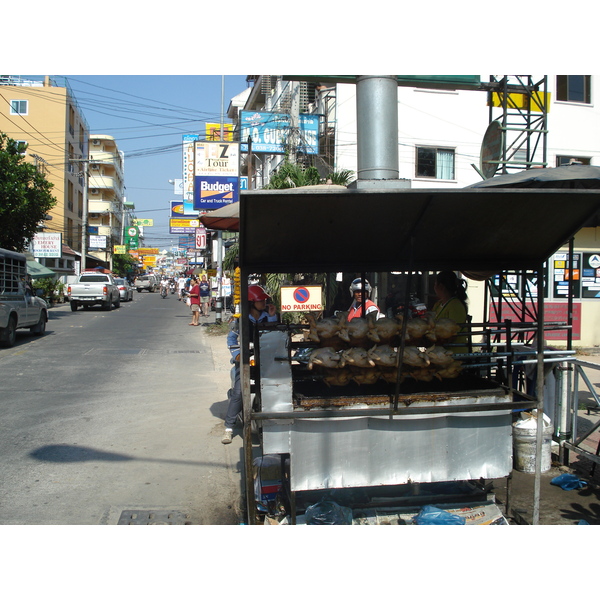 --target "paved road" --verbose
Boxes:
[0,291,241,525]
